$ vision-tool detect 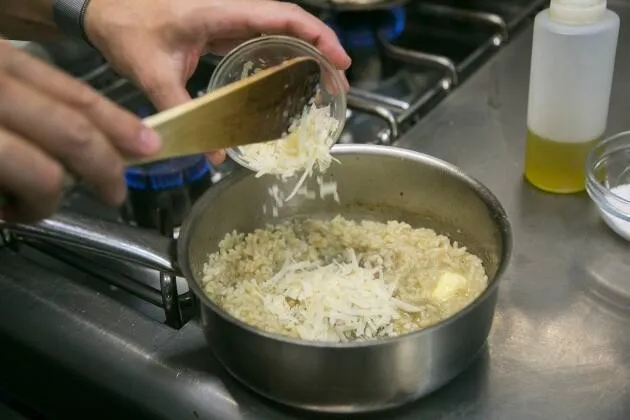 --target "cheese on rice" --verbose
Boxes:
[209,63,488,343]
[202,216,488,343]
